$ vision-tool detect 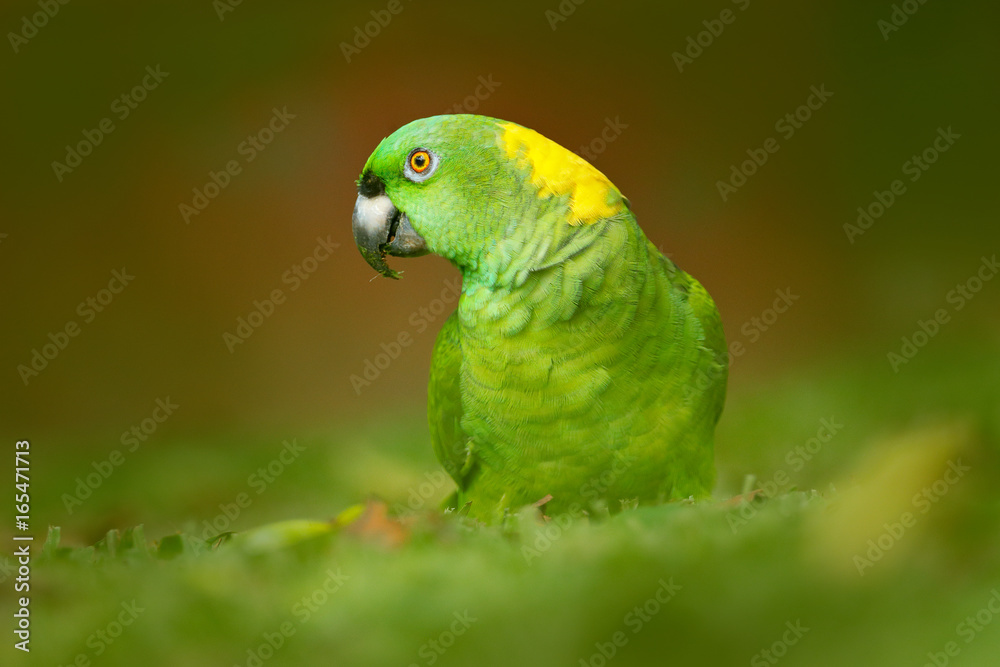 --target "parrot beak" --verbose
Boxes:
[352,193,428,280]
